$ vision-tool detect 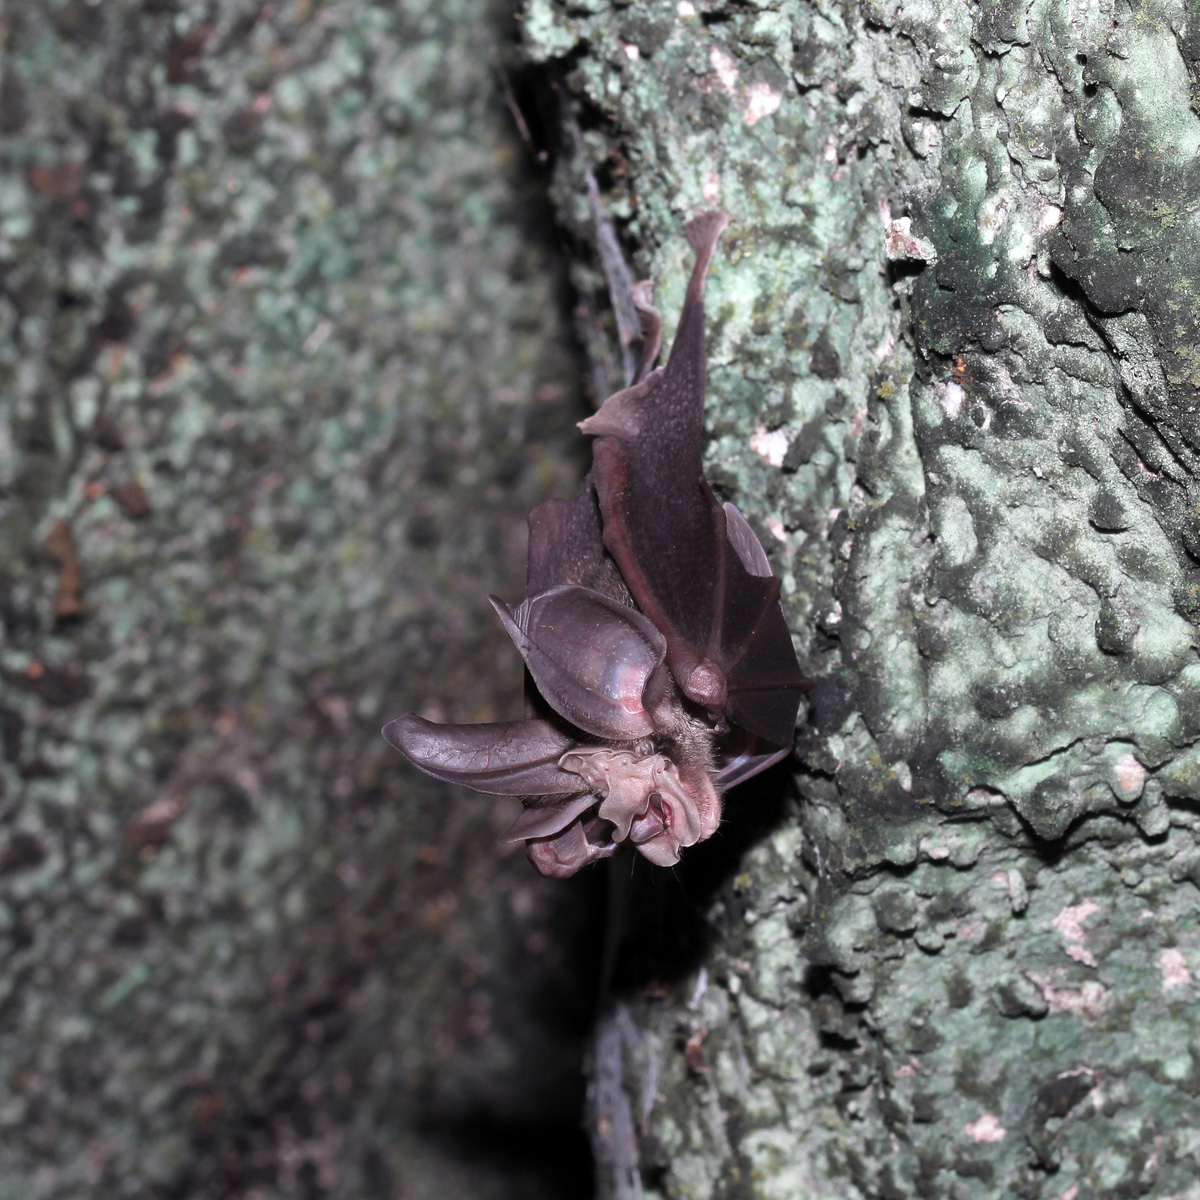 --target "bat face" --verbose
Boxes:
[383,213,810,877]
